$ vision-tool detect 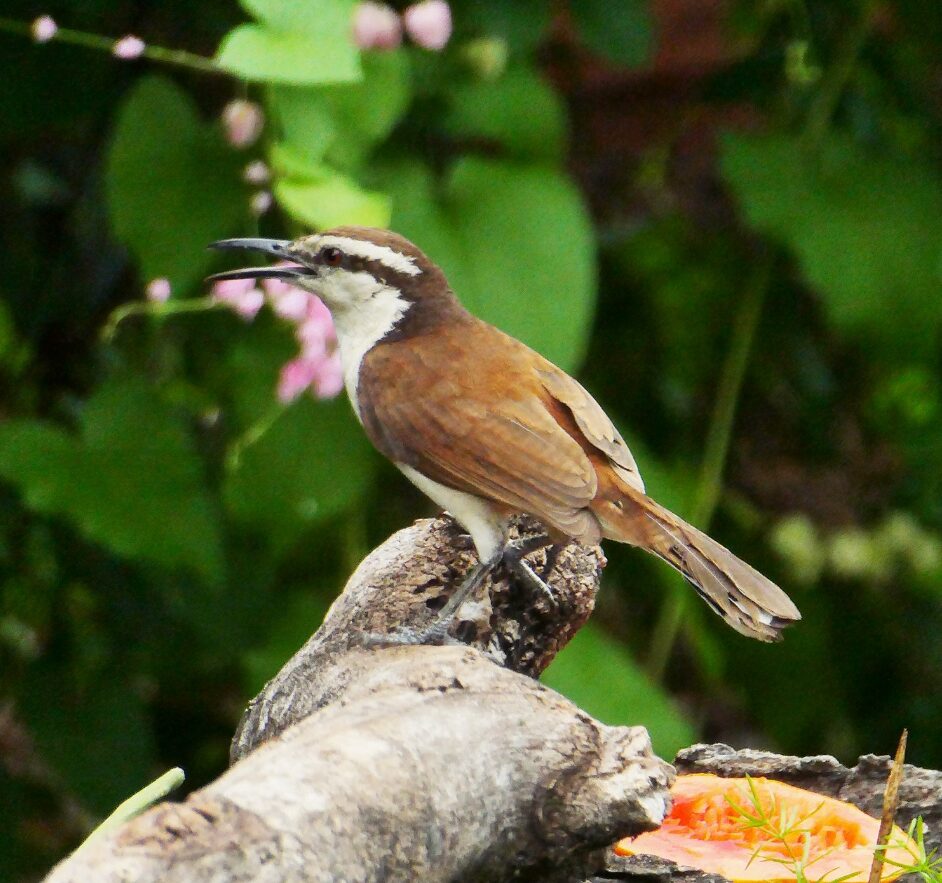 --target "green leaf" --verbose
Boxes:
[386,159,597,370]
[217,0,360,85]
[240,0,353,33]
[224,396,375,547]
[542,622,695,757]
[275,156,391,228]
[0,378,223,582]
[106,76,246,293]
[269,88,337,163]
[722,133,942,359]
[572,0,654,67]
[216,26,360,85]
[445,68,567,161]
[271,51,410,168]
